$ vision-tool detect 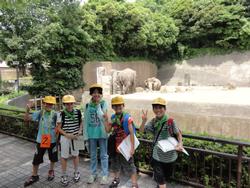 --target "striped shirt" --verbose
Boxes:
[145,117,179,163]
[57,109,81,135]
